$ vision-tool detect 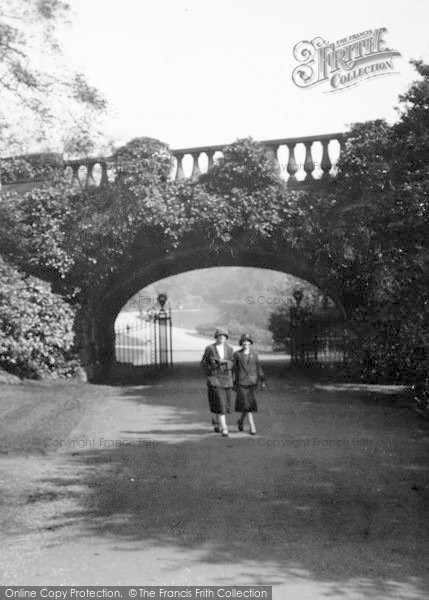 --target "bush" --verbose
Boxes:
[112,137,173,193]
[200,137,282,194]
[1,153,64,184]
[0,256,79,378]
